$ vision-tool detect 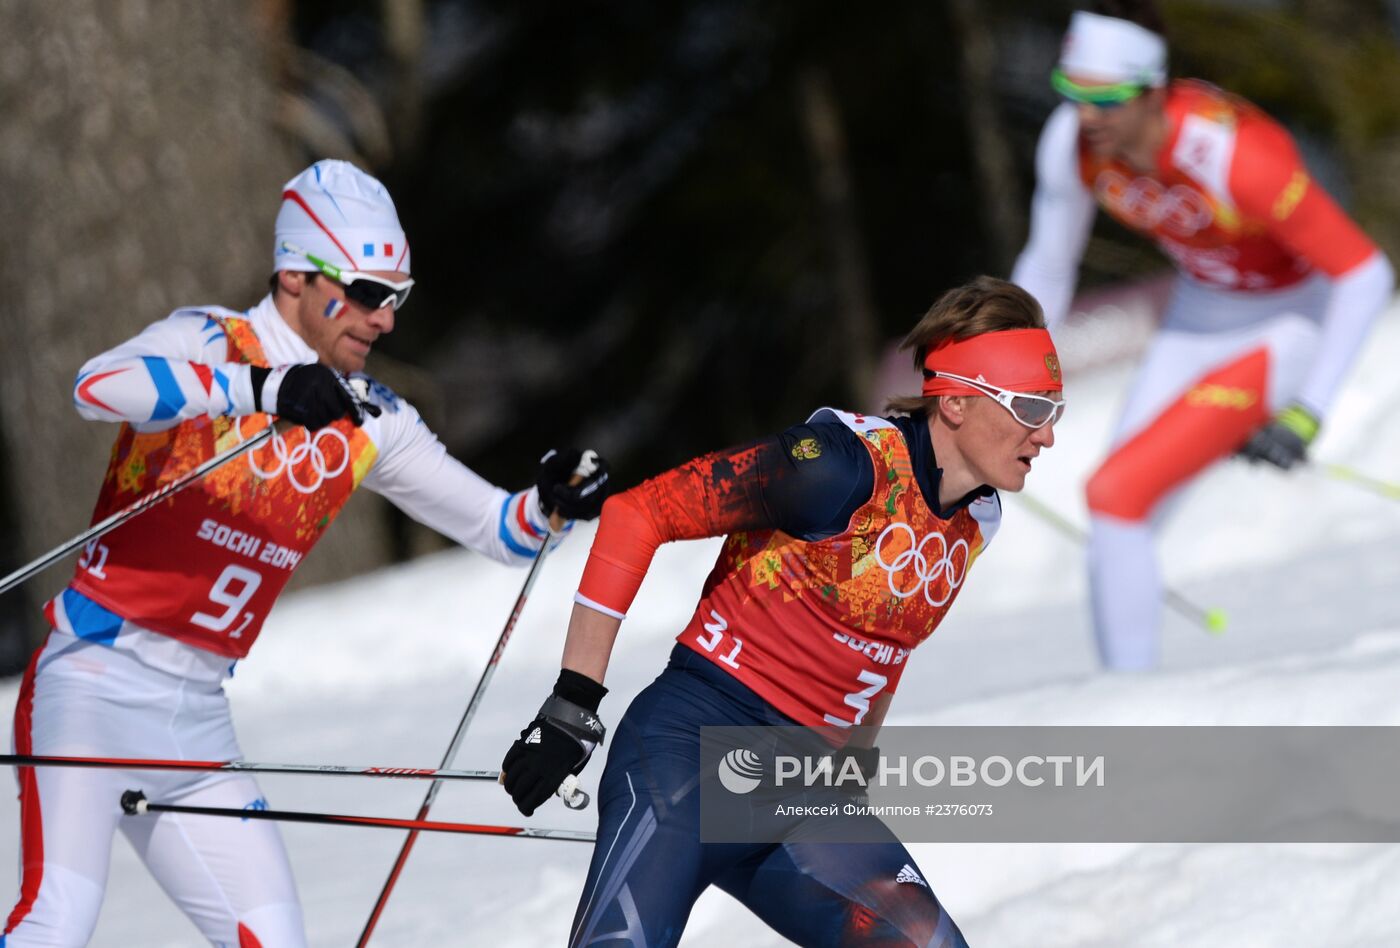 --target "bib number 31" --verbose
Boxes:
[695,610,743,669]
